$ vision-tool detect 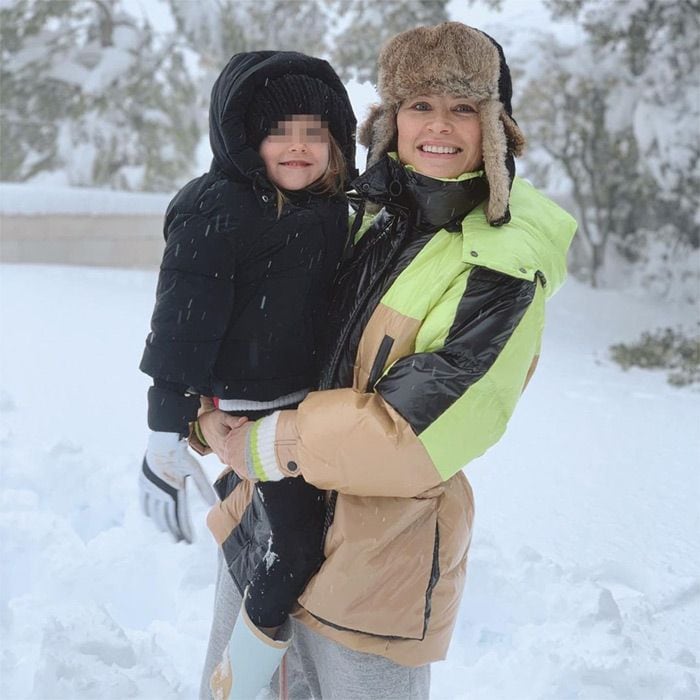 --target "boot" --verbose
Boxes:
[210,599,291,700]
